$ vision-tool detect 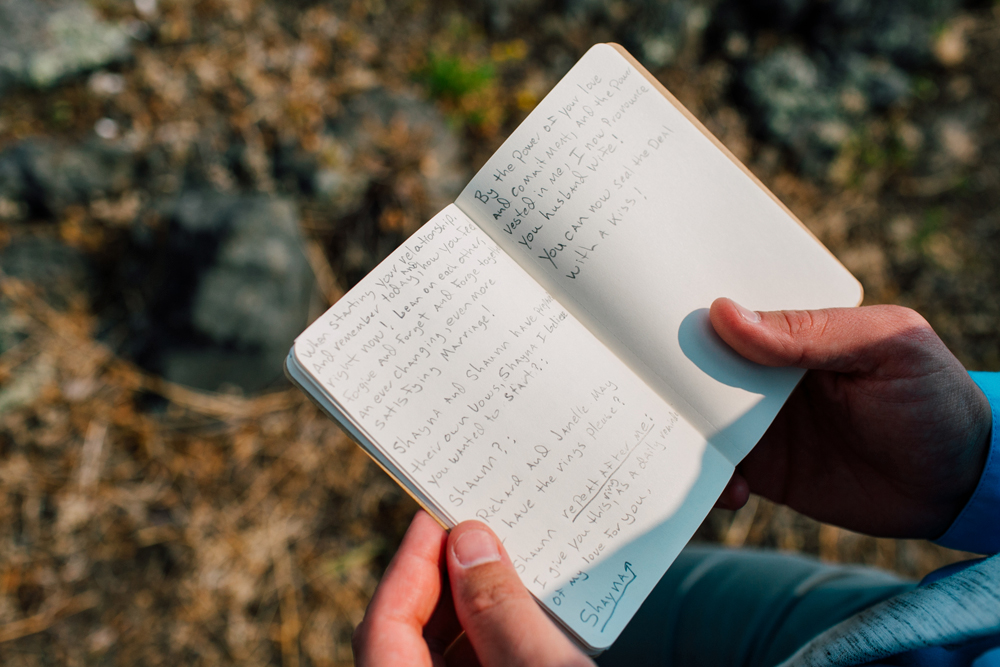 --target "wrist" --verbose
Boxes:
[934,372,1000,554]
